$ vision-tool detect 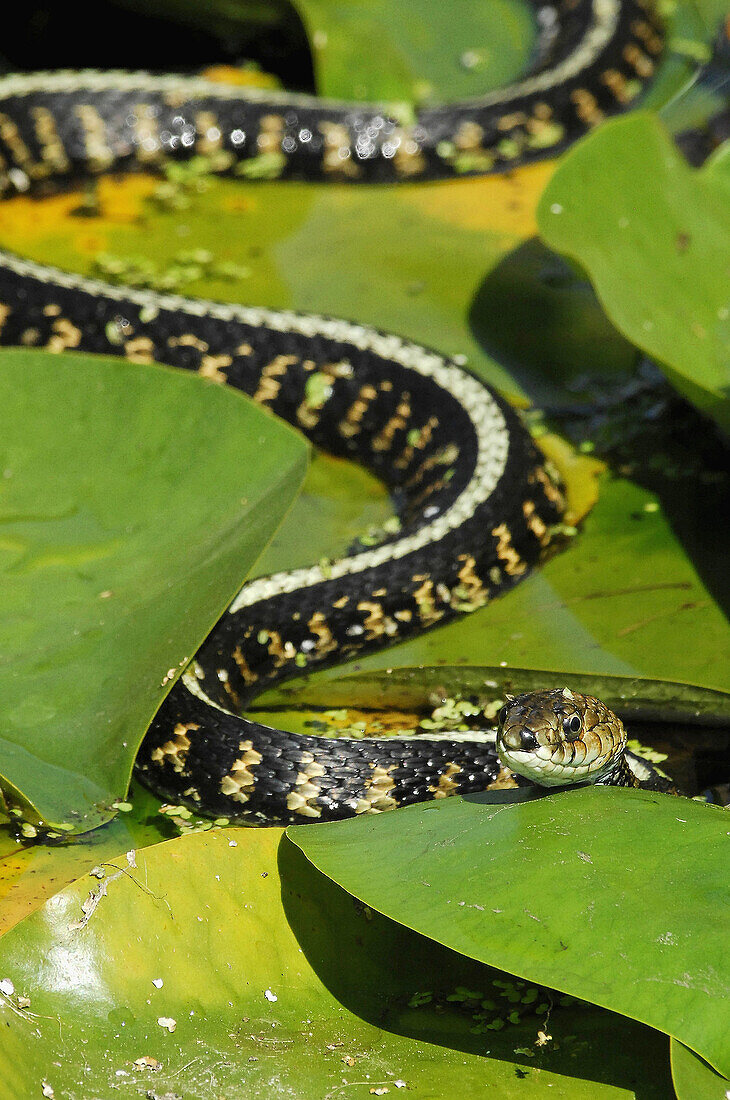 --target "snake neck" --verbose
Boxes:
[597,754,640,788]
